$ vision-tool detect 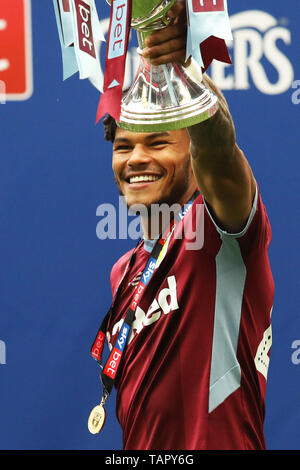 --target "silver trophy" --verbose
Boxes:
[106,0,218,132]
